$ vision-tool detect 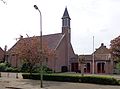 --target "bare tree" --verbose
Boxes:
[1,0,7,4]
